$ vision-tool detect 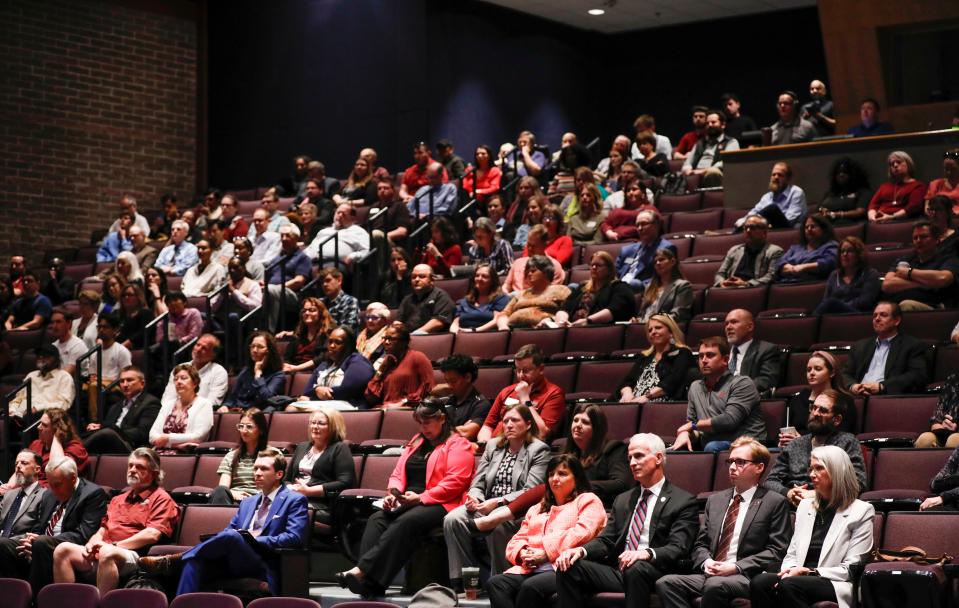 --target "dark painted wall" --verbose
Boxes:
[207,0,827,189]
